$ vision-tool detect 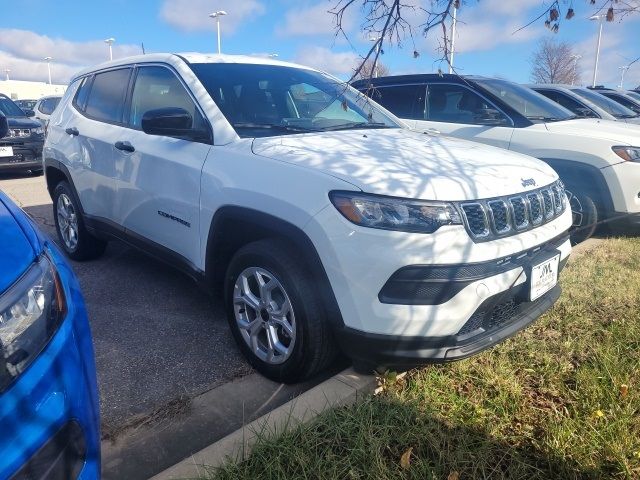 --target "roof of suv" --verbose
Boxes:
[73,53,317,80]
[351,74,488,88]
